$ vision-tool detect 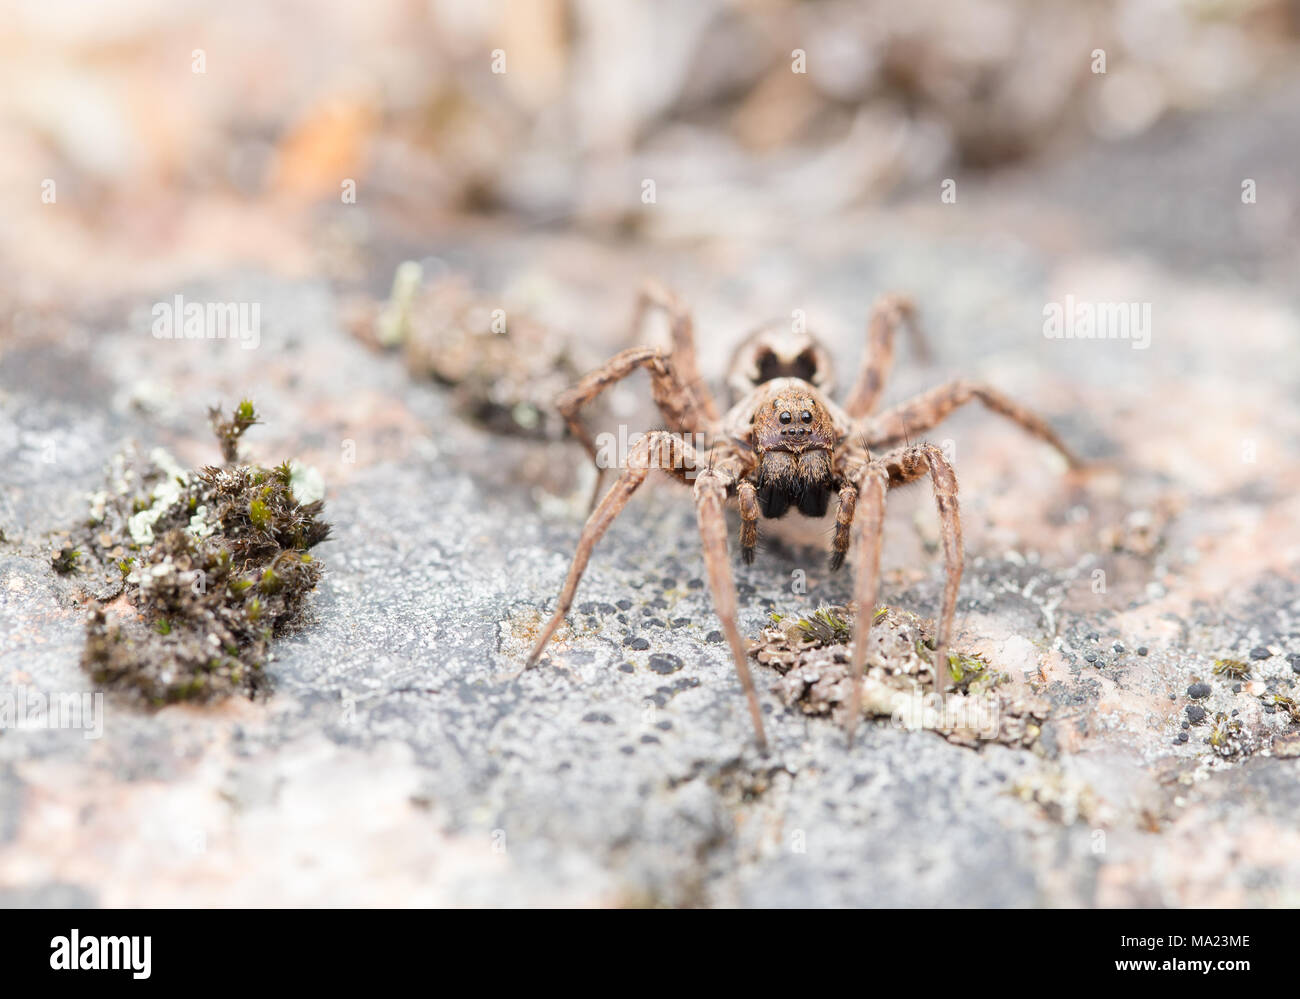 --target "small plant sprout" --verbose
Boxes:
[209,398,259,463]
